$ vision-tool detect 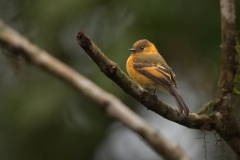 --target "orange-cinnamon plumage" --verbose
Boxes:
[126,39,189,115]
